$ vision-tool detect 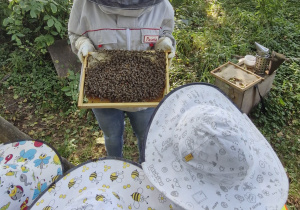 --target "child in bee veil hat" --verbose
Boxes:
[141,83,289,210]
[0,140,64,210]
[29,157,183,210]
